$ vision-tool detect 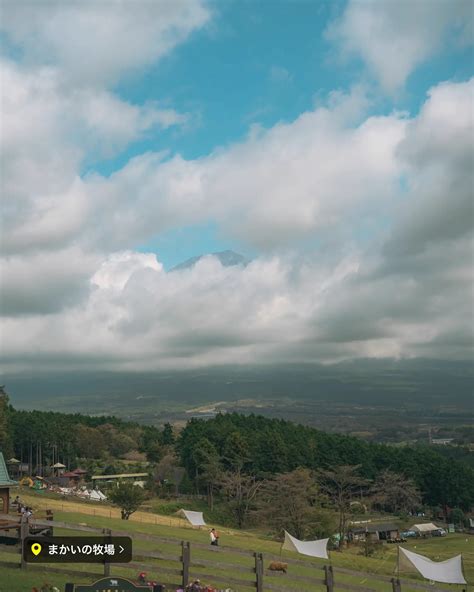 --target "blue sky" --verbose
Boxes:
[87,0,474,269]
[1,0,473,372]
